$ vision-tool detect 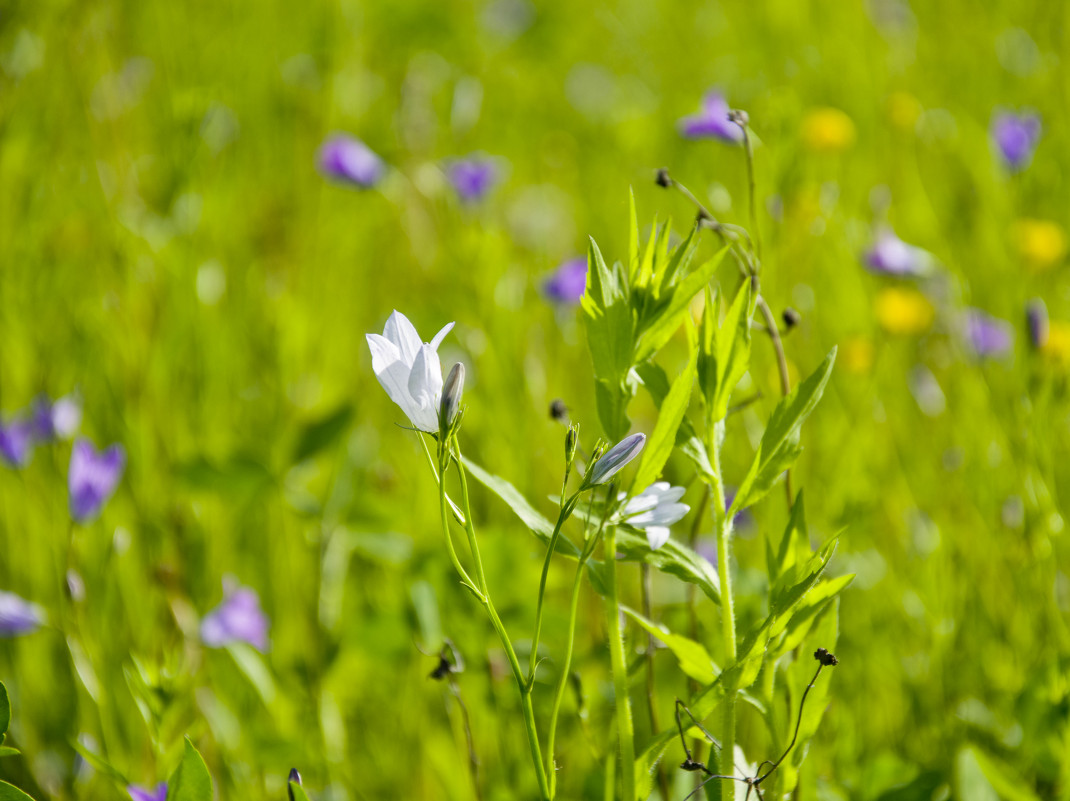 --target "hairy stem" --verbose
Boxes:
[605,526,636,801]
